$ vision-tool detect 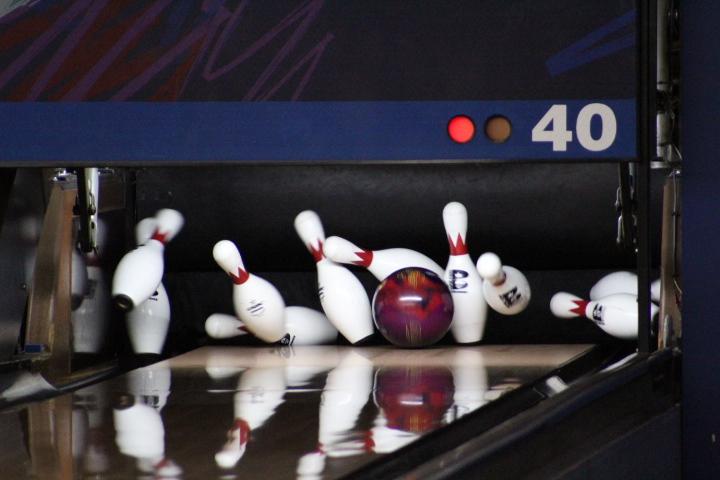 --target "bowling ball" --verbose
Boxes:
[372,267,453,347]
